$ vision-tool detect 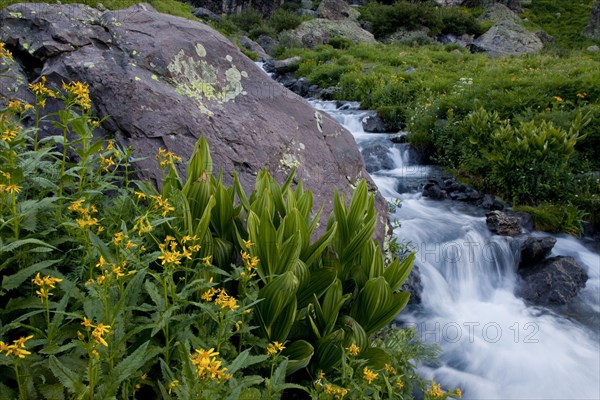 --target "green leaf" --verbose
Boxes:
[99,342,150,398]
[383,253,414,292]
[48,356,86,395]
[255,271,299,340]
[227,349,269,375]
[2,259,62,291]
[0,238,57,254]
[282,340,314,375]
